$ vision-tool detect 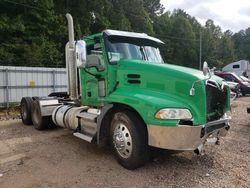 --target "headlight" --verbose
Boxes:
[155,108,192,120]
